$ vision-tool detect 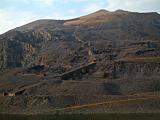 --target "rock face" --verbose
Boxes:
[112,62,160,79]
[0,29,53,69]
